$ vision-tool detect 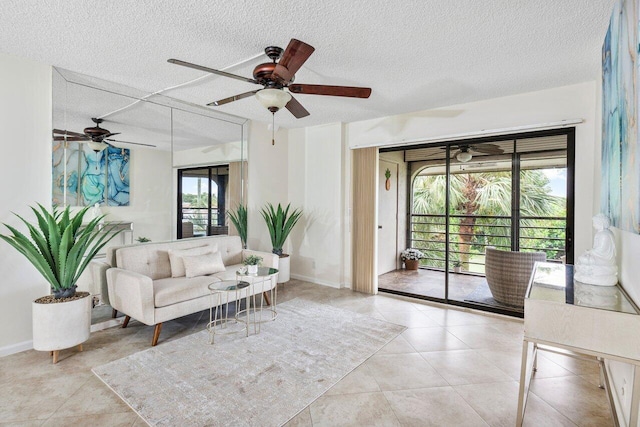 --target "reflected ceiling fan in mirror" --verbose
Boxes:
[53,118,157,152]
[168,38,372,144]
